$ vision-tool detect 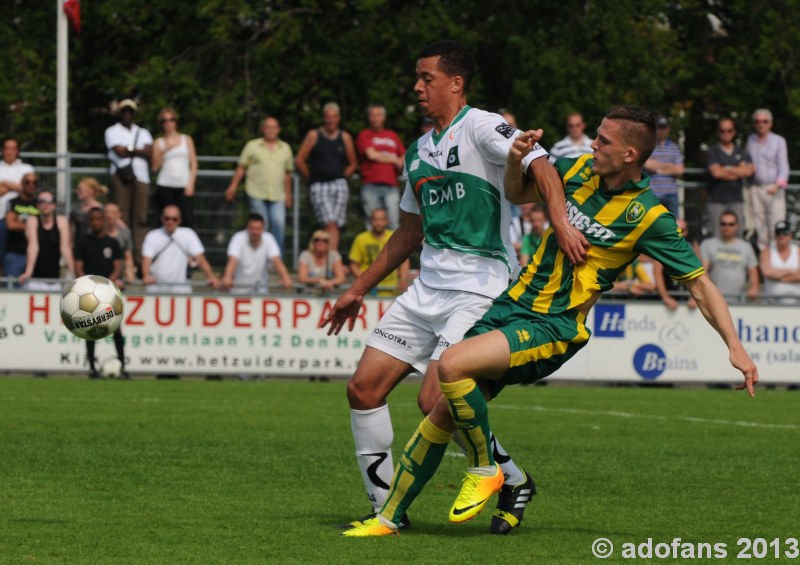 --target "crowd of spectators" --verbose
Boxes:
[1,102,799,307]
